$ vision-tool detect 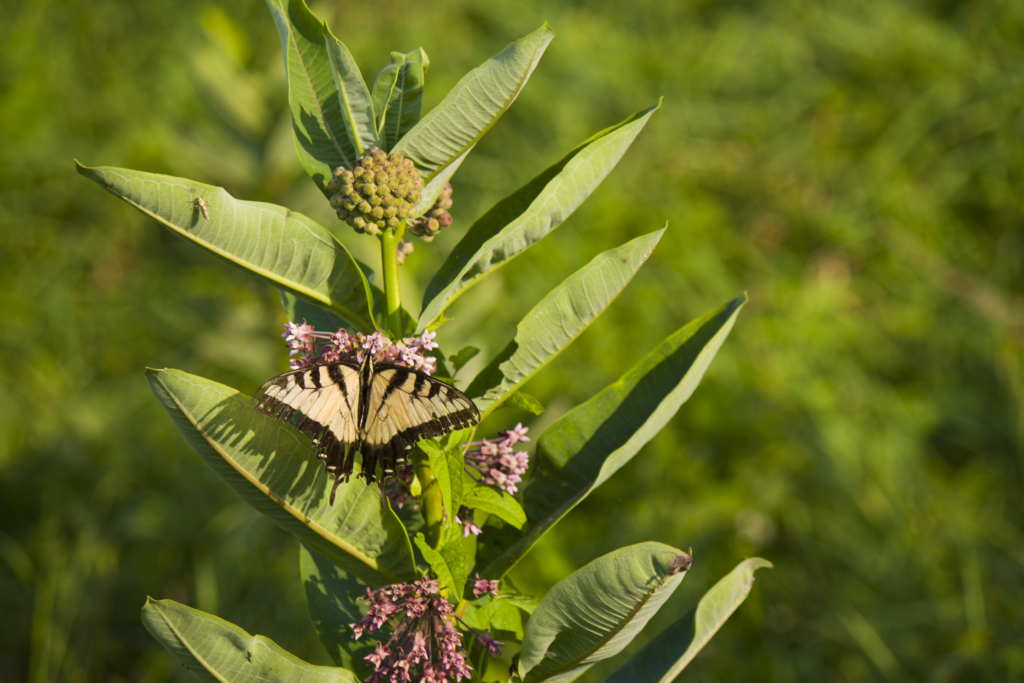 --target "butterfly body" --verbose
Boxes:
[255,354,479,504]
